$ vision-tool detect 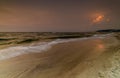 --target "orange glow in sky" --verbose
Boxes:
[93,15,104,23]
